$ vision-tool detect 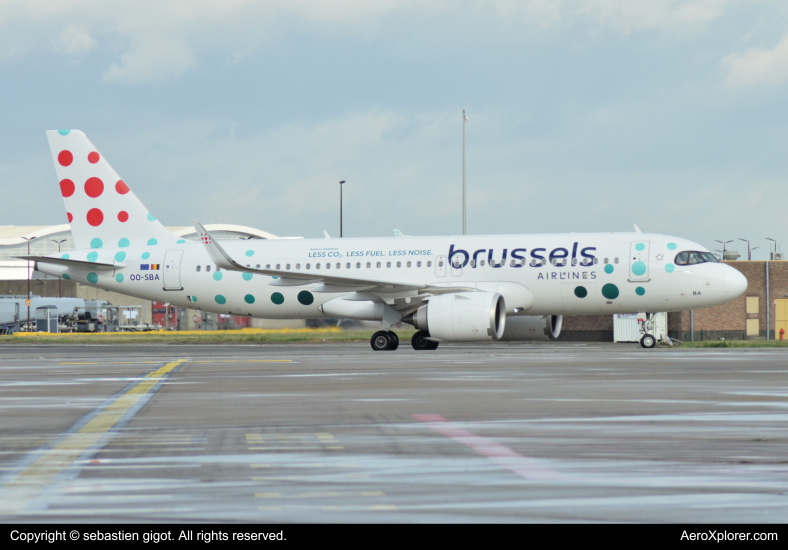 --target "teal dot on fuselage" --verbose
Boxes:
[215,295,226,305]
[147,238,157,246]
[142,252,150,260]
[244,294,255,304]
[87,251,98,262]
[62,273,70,280]
[177,239,186,244]
[213,271,223,281]
[87,272,98,284]
[242,272,253,281]
[271,292,284,305]
[57,130,71,135]
[631,261,647,276]
[574,286,587,298]
[298,291,314,305]
[245,250,254,257]
[667,243,677,250]
[604,264,614,274]
[191,296,198,303]
[602,283,619,300]
[61,253,69,259]
[116,273,124,283]
[636,286,645,296]
[635,243,645,251]
[147,213,157,221]
[115,251,126,262]
[90,238,103,249]
[118,238,130,248]
[665,263,675,273]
